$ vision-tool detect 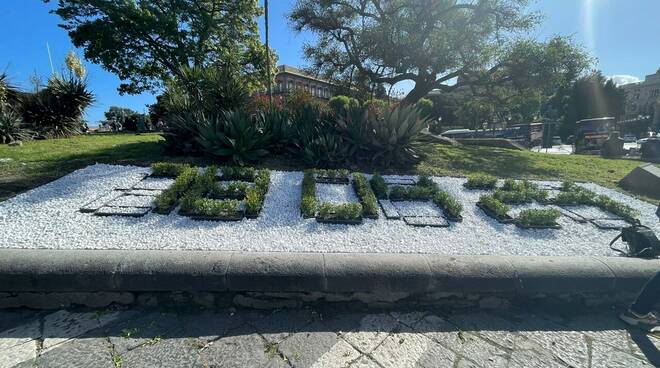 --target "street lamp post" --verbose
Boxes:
[265,0,272,108]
